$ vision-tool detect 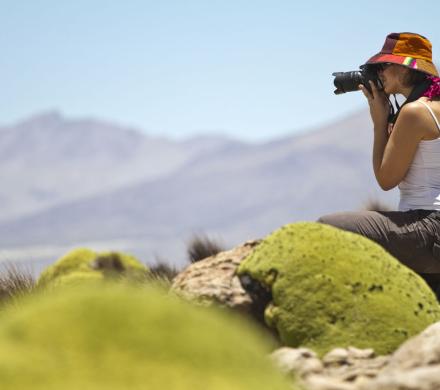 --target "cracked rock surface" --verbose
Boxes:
[170,240,260,314]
